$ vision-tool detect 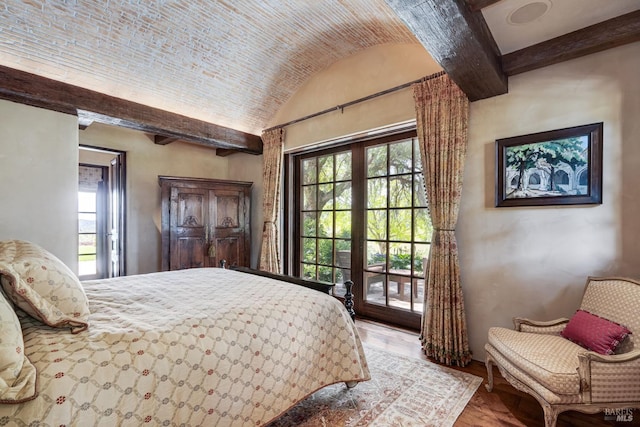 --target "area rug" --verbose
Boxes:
[267,344,483,427]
